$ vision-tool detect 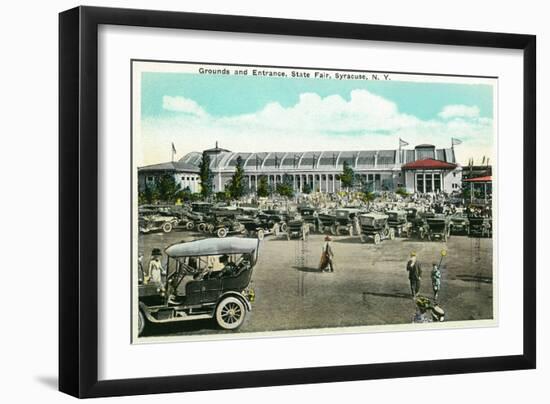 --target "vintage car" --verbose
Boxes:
[468,216,493,238]
[317,210,336,233]
[406,208,430,239]
[332,208,361,236]
[191,202,213,214]
[449,214,470,235]
[297,206,320,233]
[201,213,245,238]
[425,214,451,242]
[285,214,310,240]
[138,237,259,336]
[261,209,289,233]
[138,207,179,234]
[240,214,280,240]
[387,209,411,237]
[359,213,395,244]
